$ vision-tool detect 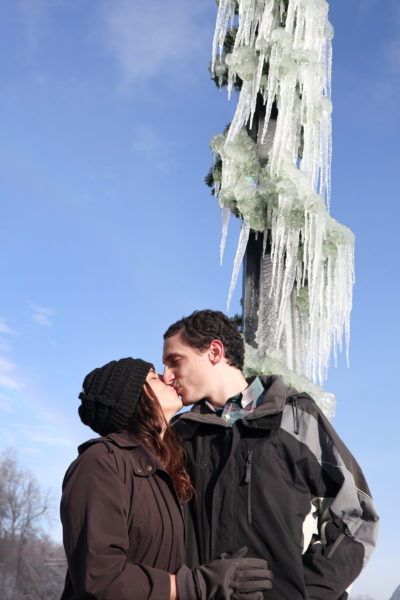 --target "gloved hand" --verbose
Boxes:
[175,552,273,600]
